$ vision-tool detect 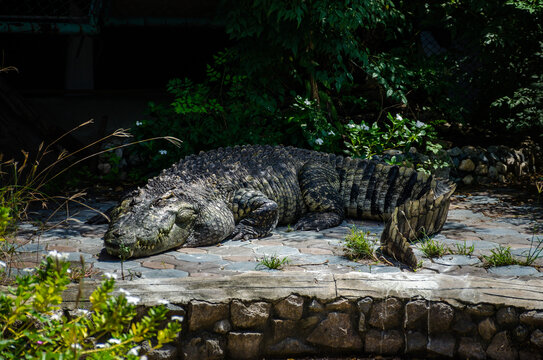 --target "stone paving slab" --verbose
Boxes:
[6,188,543,281]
